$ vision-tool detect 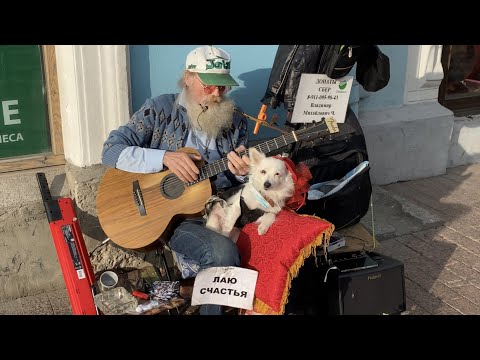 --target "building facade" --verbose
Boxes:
[1,45,479,301]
